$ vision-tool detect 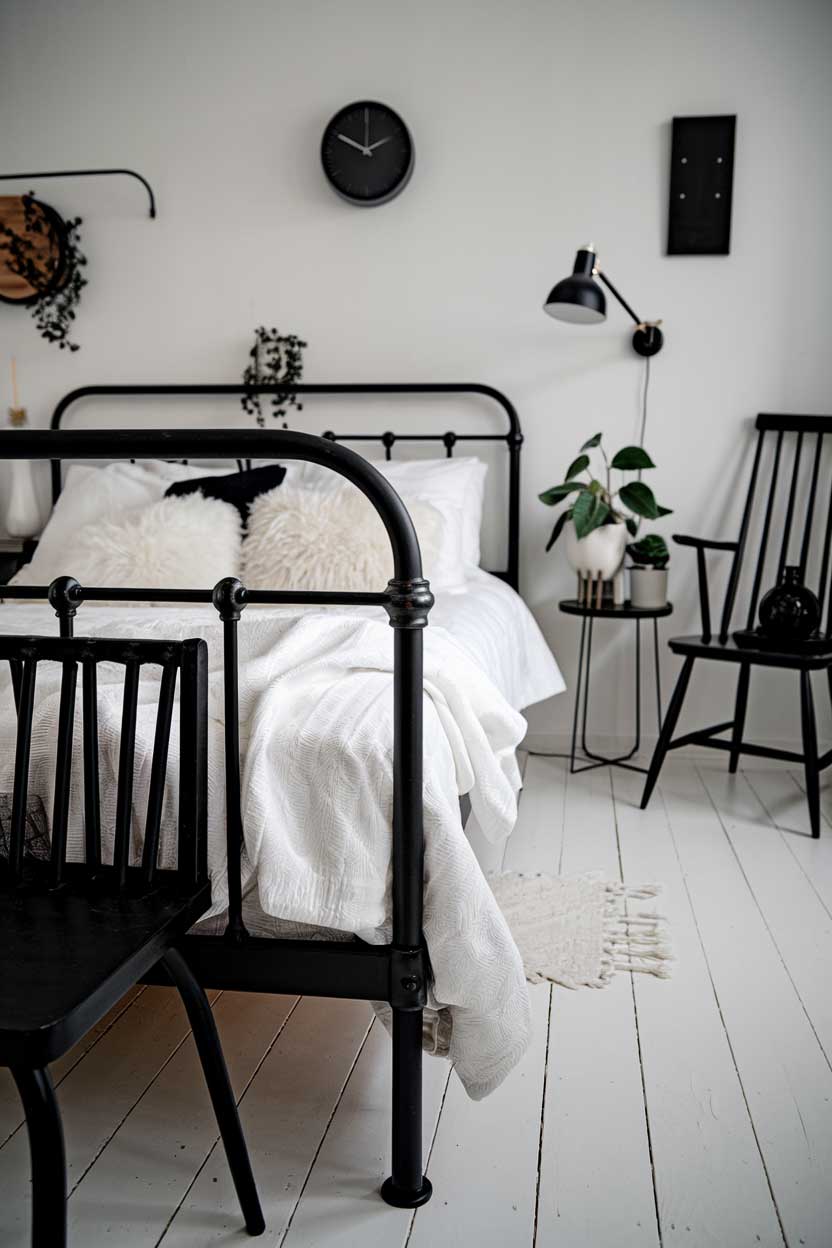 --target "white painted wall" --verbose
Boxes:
[2,0,831,745]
